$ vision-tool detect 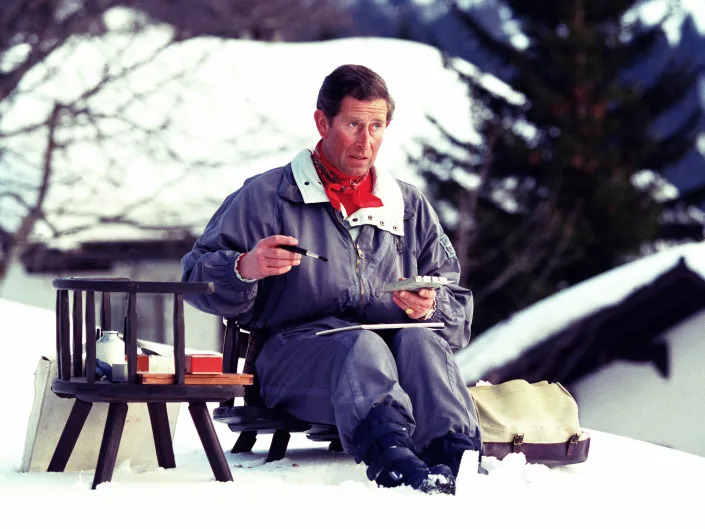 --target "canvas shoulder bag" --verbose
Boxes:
[469,379,590,466]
